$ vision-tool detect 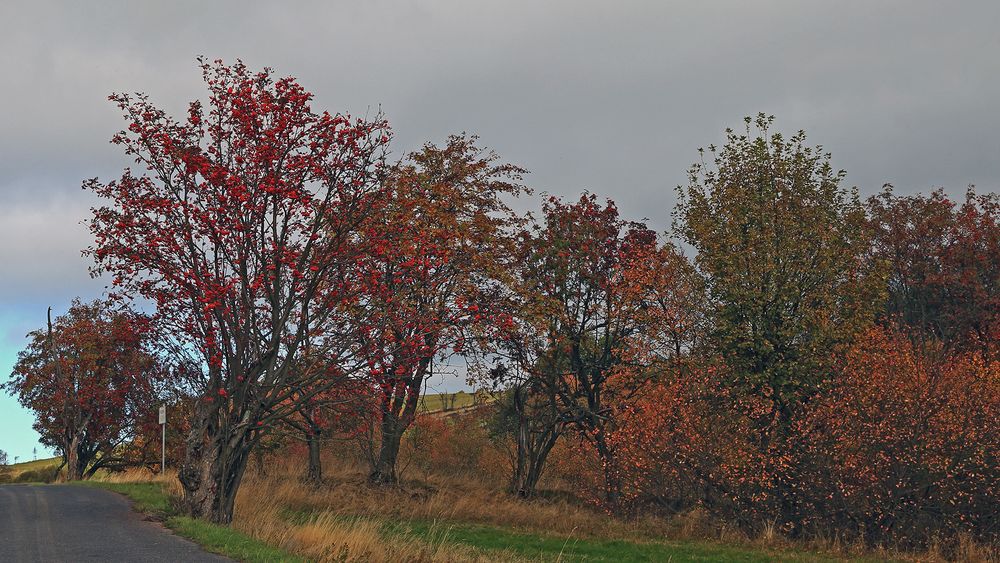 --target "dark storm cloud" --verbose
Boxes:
[1,0,998,306]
